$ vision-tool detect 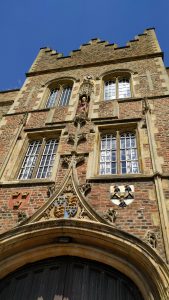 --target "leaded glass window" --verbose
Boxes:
[104,80,116,100]
[46,89,59,108]
[99,132,139,175]
[120,132,139,174]
[18,138,59,180]
[118,78,131,98]
[45,84,72,108]
[18,141,42,179]
[36,139,58,178]
[58,86,72,106]
[100,134,117,175]
[104,76,131,100]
